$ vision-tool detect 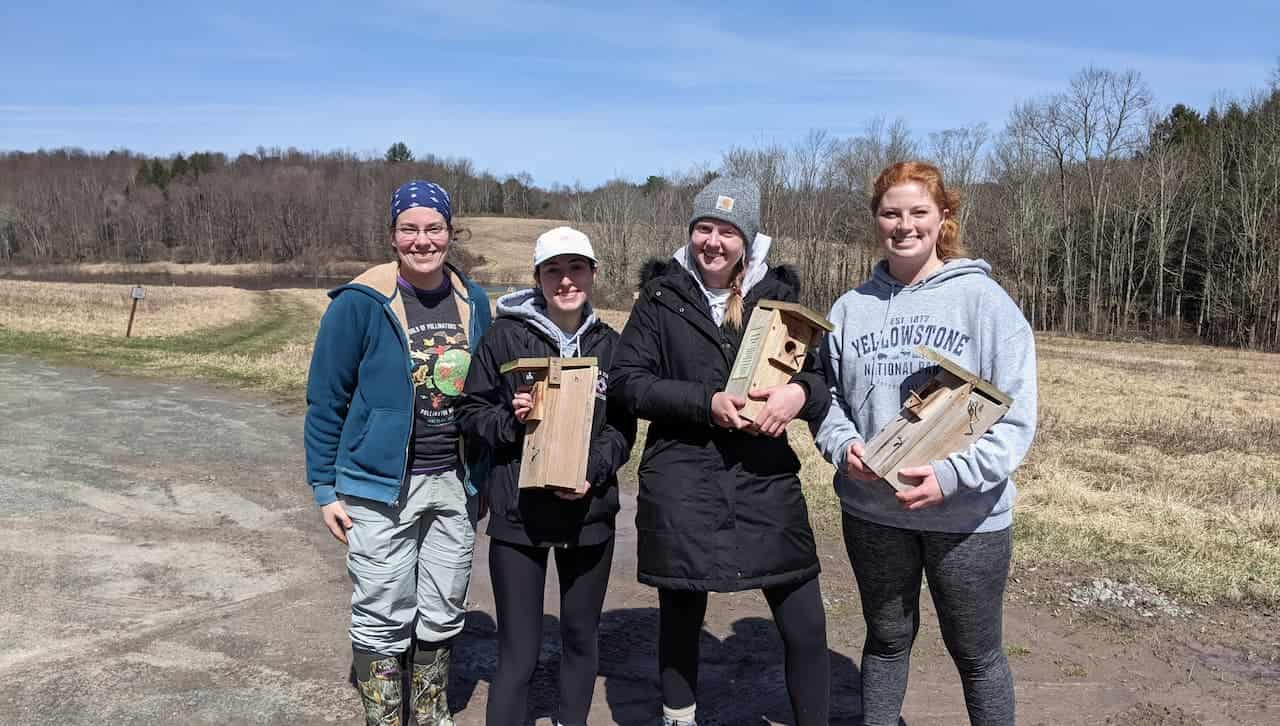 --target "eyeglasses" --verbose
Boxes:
[395,224,449,241]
